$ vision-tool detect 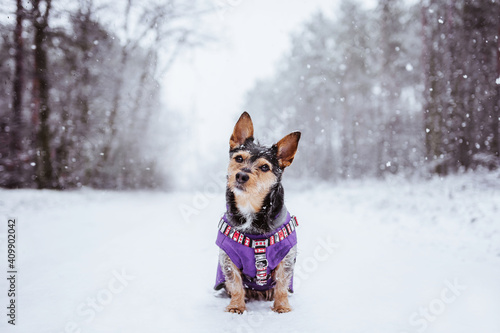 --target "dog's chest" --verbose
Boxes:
[235,202,255,231]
